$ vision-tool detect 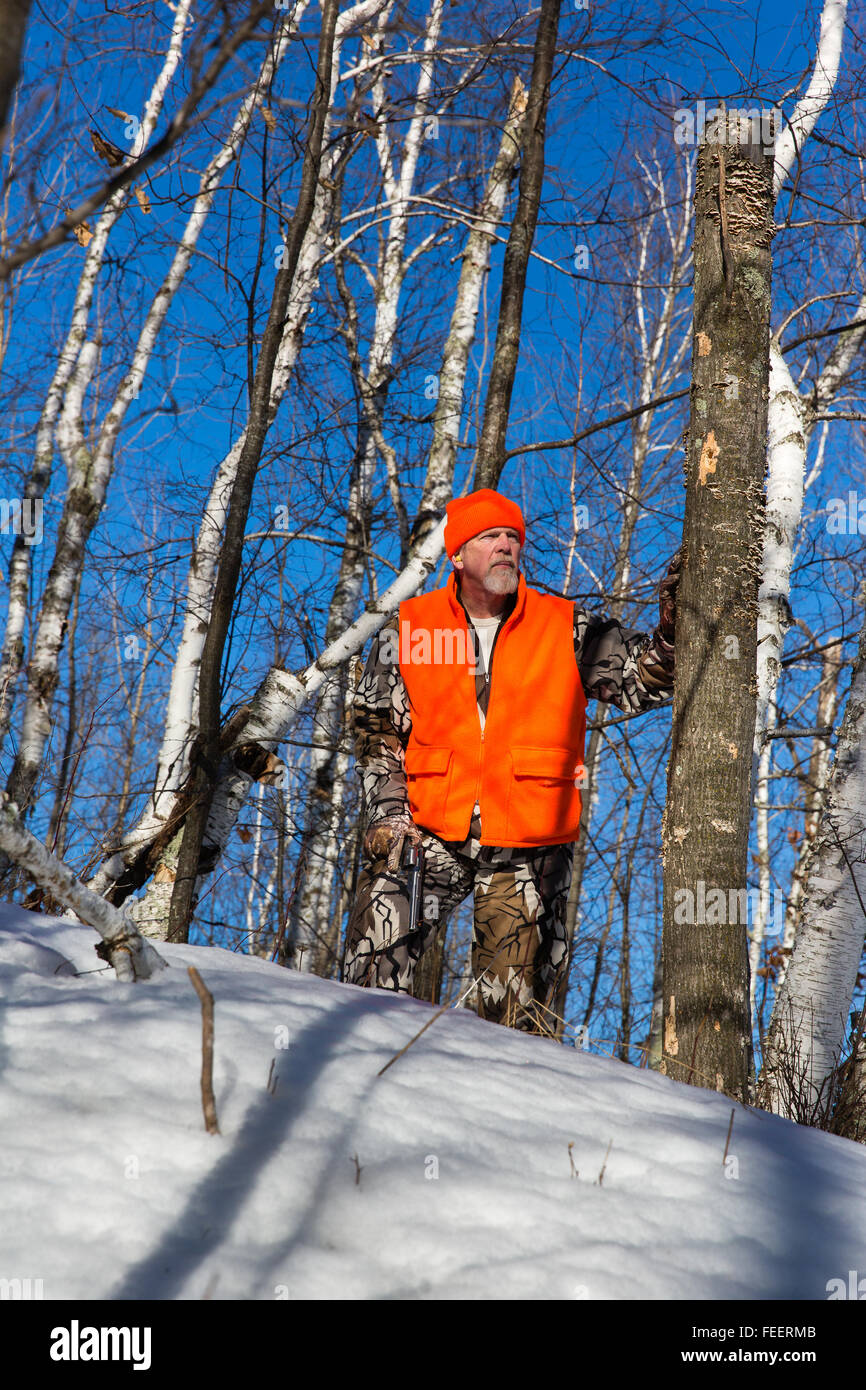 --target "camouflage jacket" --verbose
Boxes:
[353,587,675,830]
